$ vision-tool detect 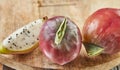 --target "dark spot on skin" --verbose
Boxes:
[20,47,22,48]
[34,21,36,23]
